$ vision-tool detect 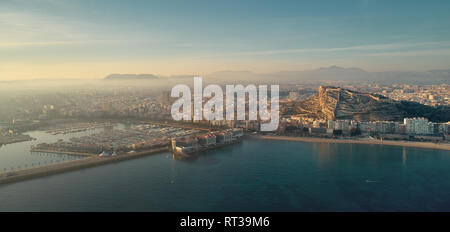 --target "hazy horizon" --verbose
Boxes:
[2,65,450,81]
[1,0,450,80]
